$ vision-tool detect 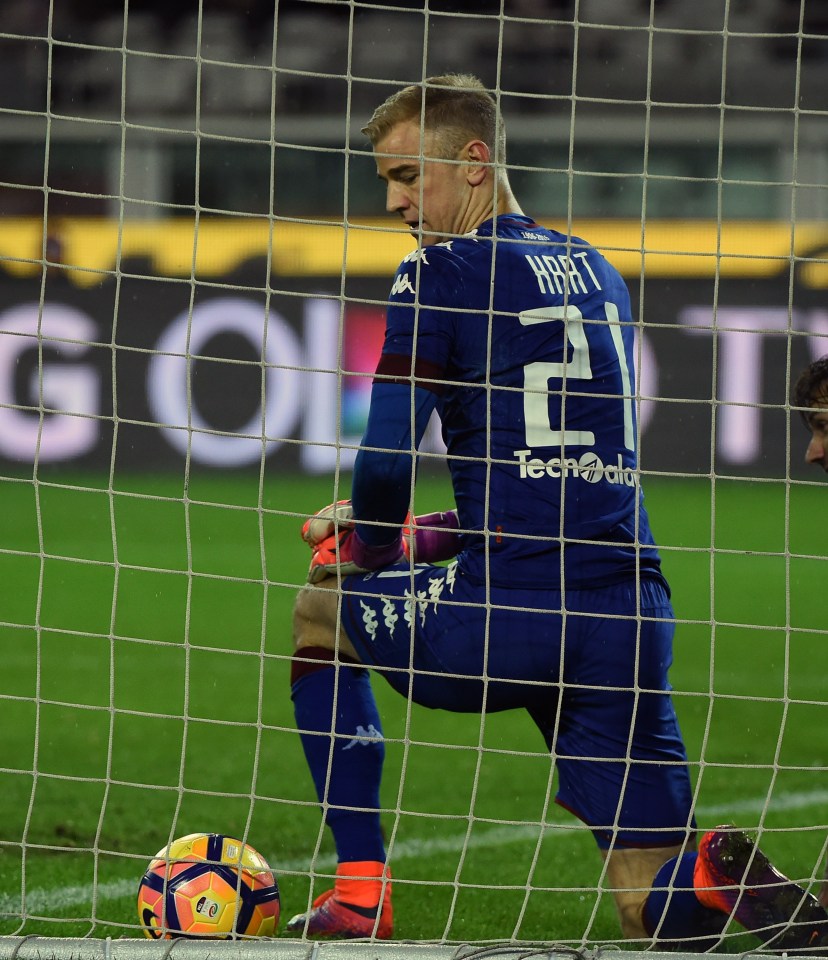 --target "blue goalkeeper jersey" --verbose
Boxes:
[355,214,665,590]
